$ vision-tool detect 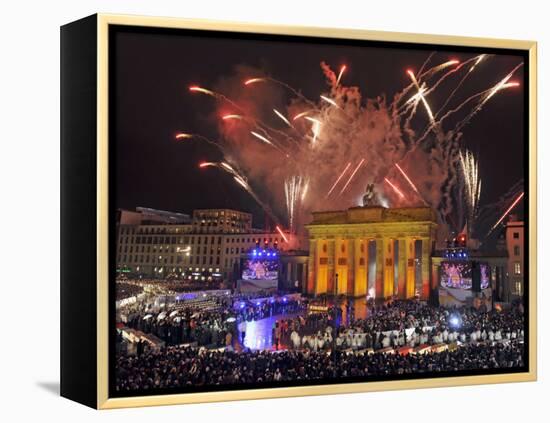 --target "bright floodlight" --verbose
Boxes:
[449,315,461,328]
